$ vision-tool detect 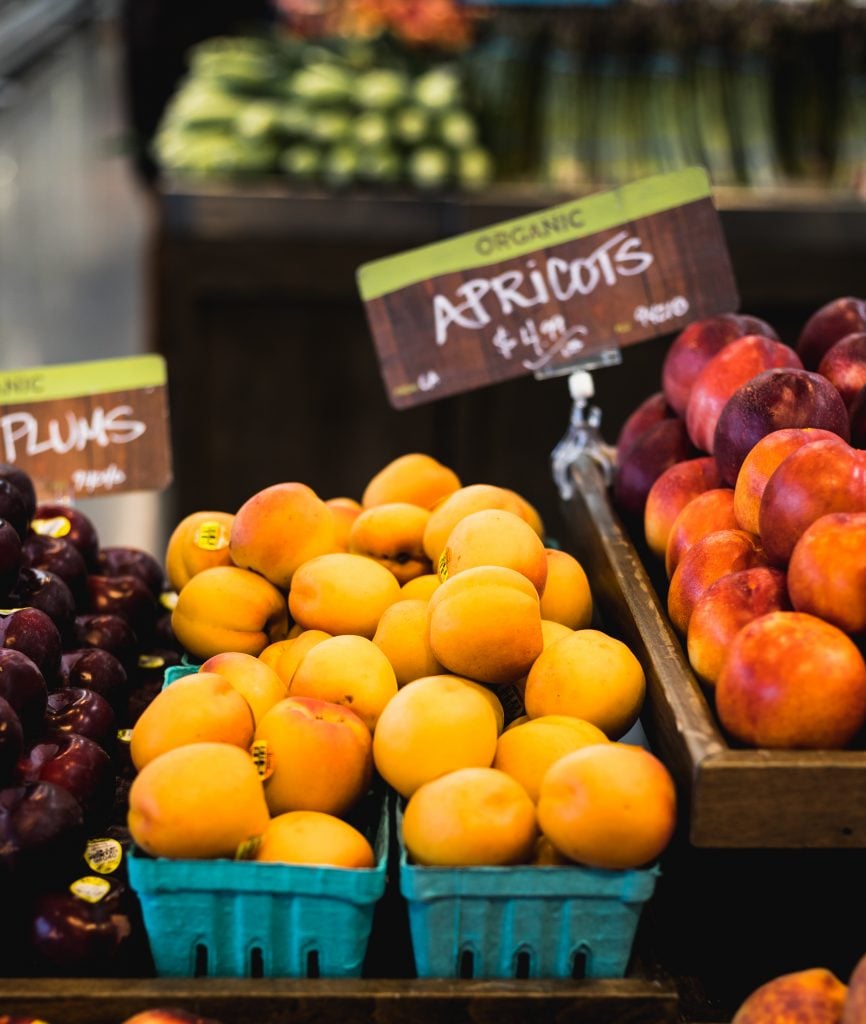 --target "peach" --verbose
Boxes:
[733,427,841,535]
[130,672,255,771]
[252,810,375,868]
[524,628,645,739]
[685,335,802,454]
[258,629,331,687]
[288,634,398,732]
[787,512,866,634]
[372,598,442,686]
[797,295,866,369]
[493,715,608,802]
[362,452,461,509]
[348,502,432,584]
[818,333,866,410]
[537,744,676,870]
[538,548,593,629]
[288,552,401,638]
[439,508,548,594]
[164,510,235,592]
[661,313,779,416]
[127,742,270,859]
[199,651,287,727]
[427,577,543,685]
[852,384,866,449]
[372,674,499,798]
[616,391,675,458]
[758,438,866,565]
[422,483,539,564]
[713,368,851,486]
[229,481,338,590]
[686,566,790,687]
[716,610,866,748]
[733,967,847,1024]
[402,766,537,866]
[612,417,697,521]
[254,695,372,816]
[665,488,738,578]
[644,456,722,560]
[667,529,767,634]
[399,573,439,601]
[172,565,289,660]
